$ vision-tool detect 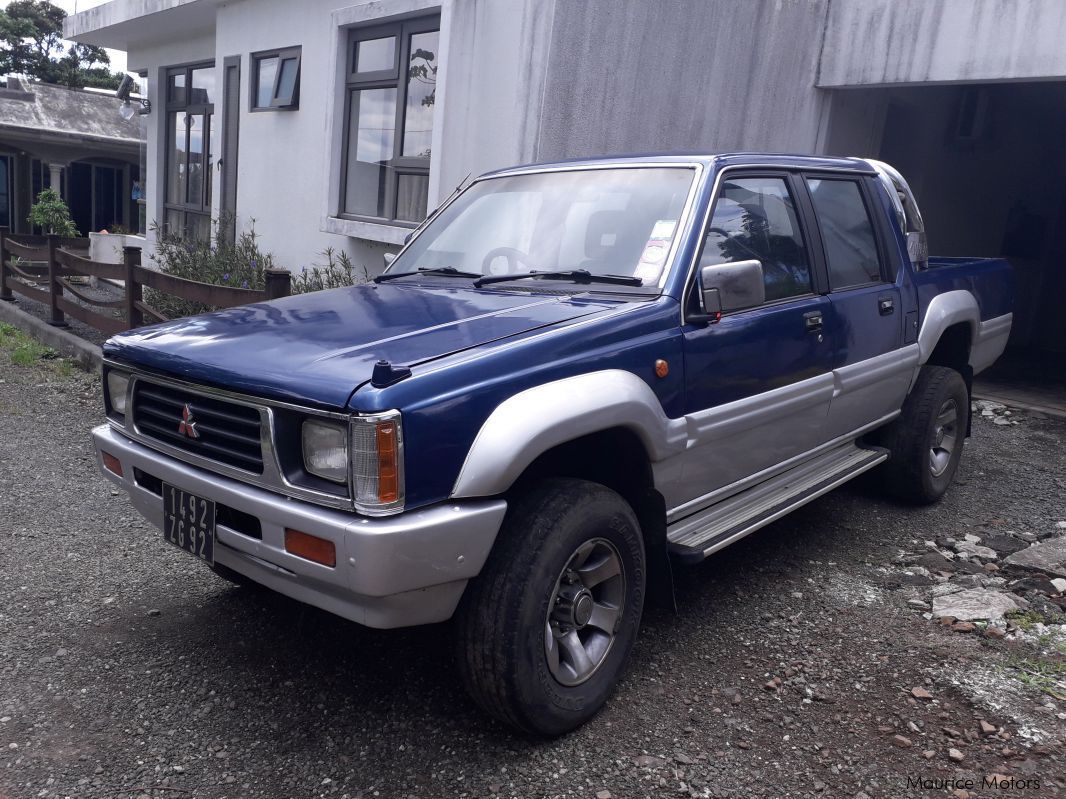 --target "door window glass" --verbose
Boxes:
[806,178,882,288]
[0,157,10,230]
[702,177,811,302]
